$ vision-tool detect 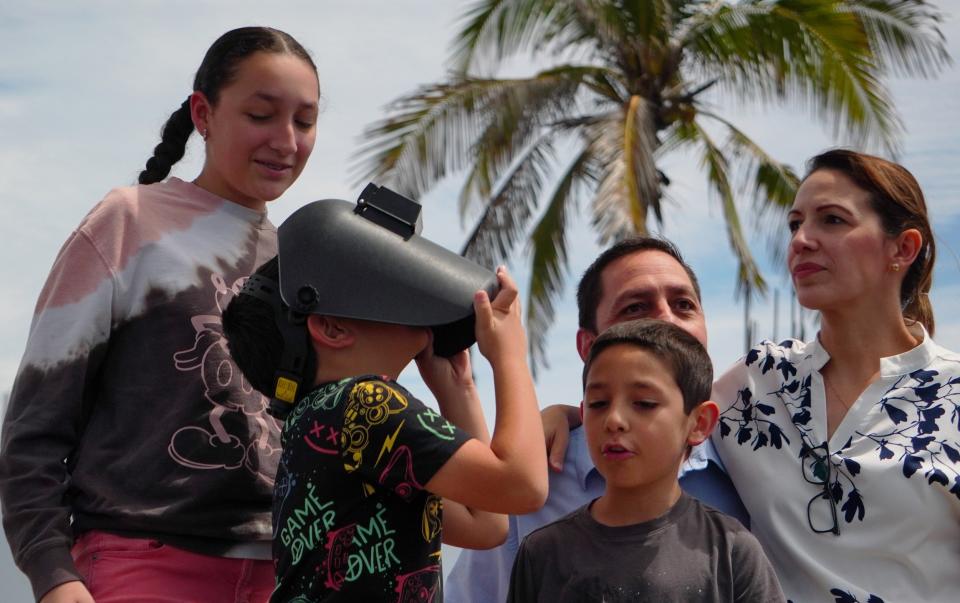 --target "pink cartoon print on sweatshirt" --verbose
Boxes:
[168,273,280,484]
